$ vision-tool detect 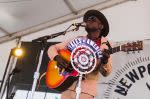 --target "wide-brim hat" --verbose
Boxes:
[83,10,109,37]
